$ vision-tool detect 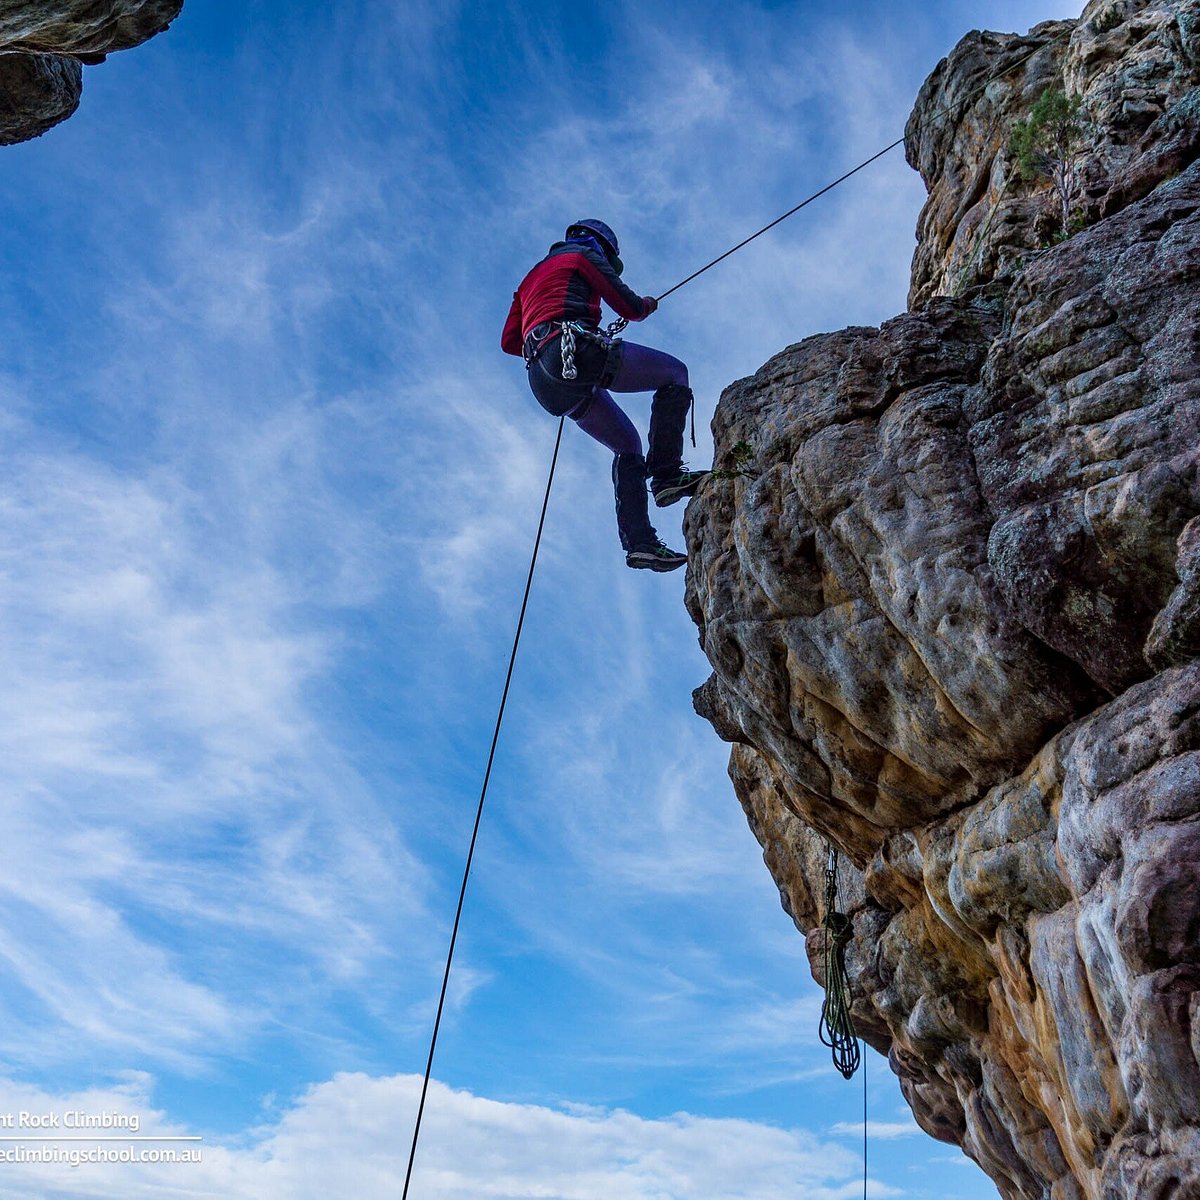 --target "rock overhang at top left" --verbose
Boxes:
[0,0,184,146]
